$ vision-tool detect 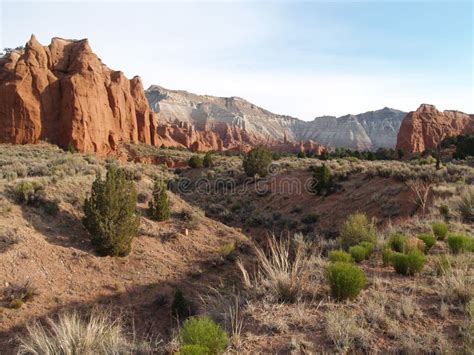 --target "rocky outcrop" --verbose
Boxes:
[0,35,160,155]
[146,85,406,150]
[396,104,474,153]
